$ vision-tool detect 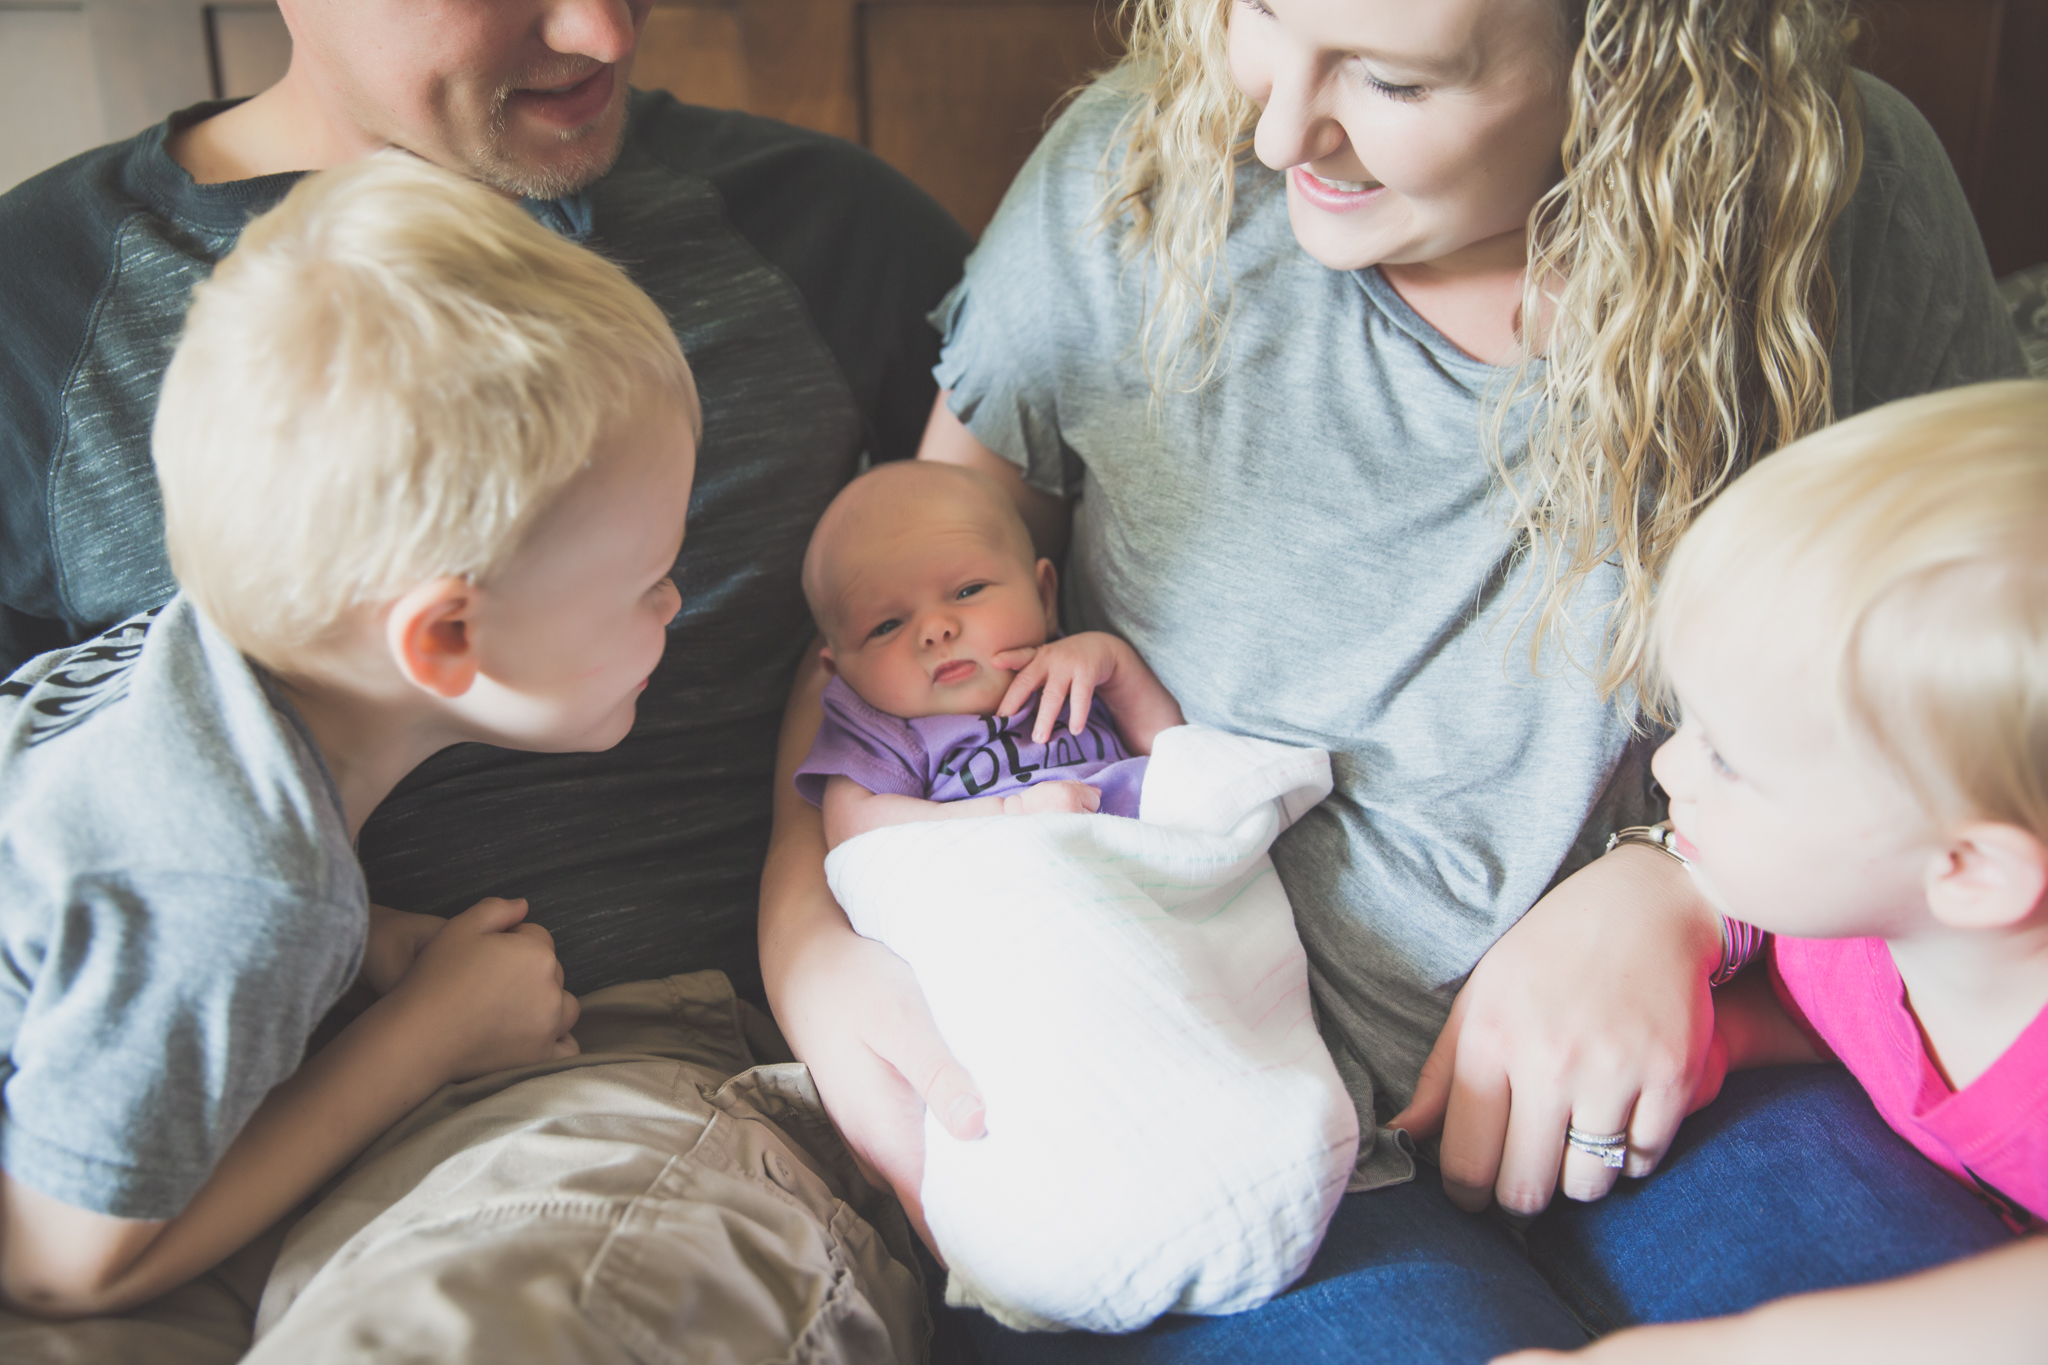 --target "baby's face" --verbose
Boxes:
[1650,602,1940,941]
[820,501,1056,719]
